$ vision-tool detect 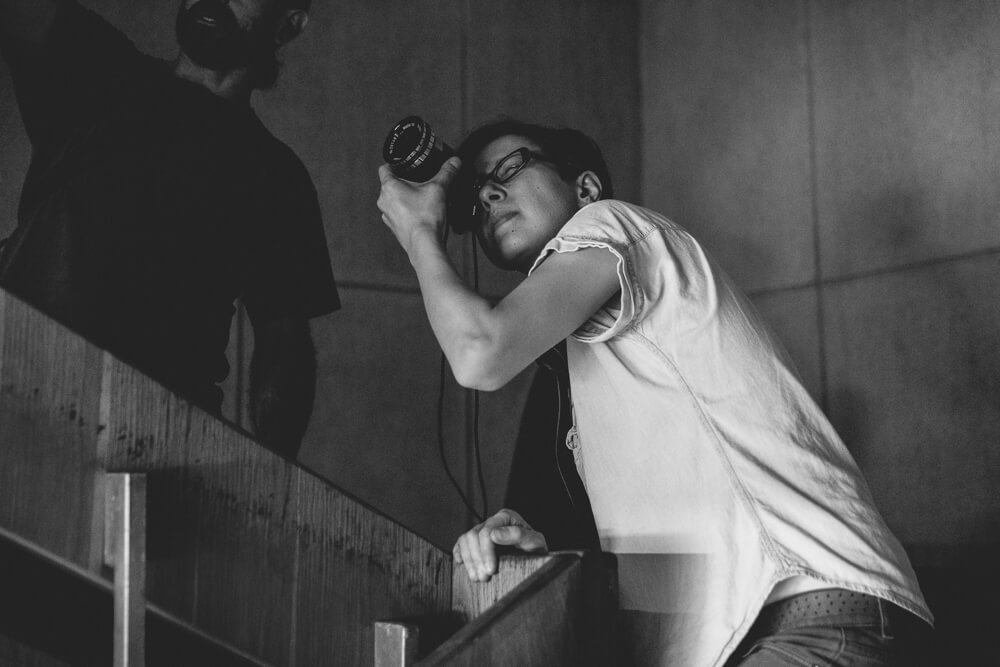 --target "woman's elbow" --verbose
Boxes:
[449,348,511,392]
